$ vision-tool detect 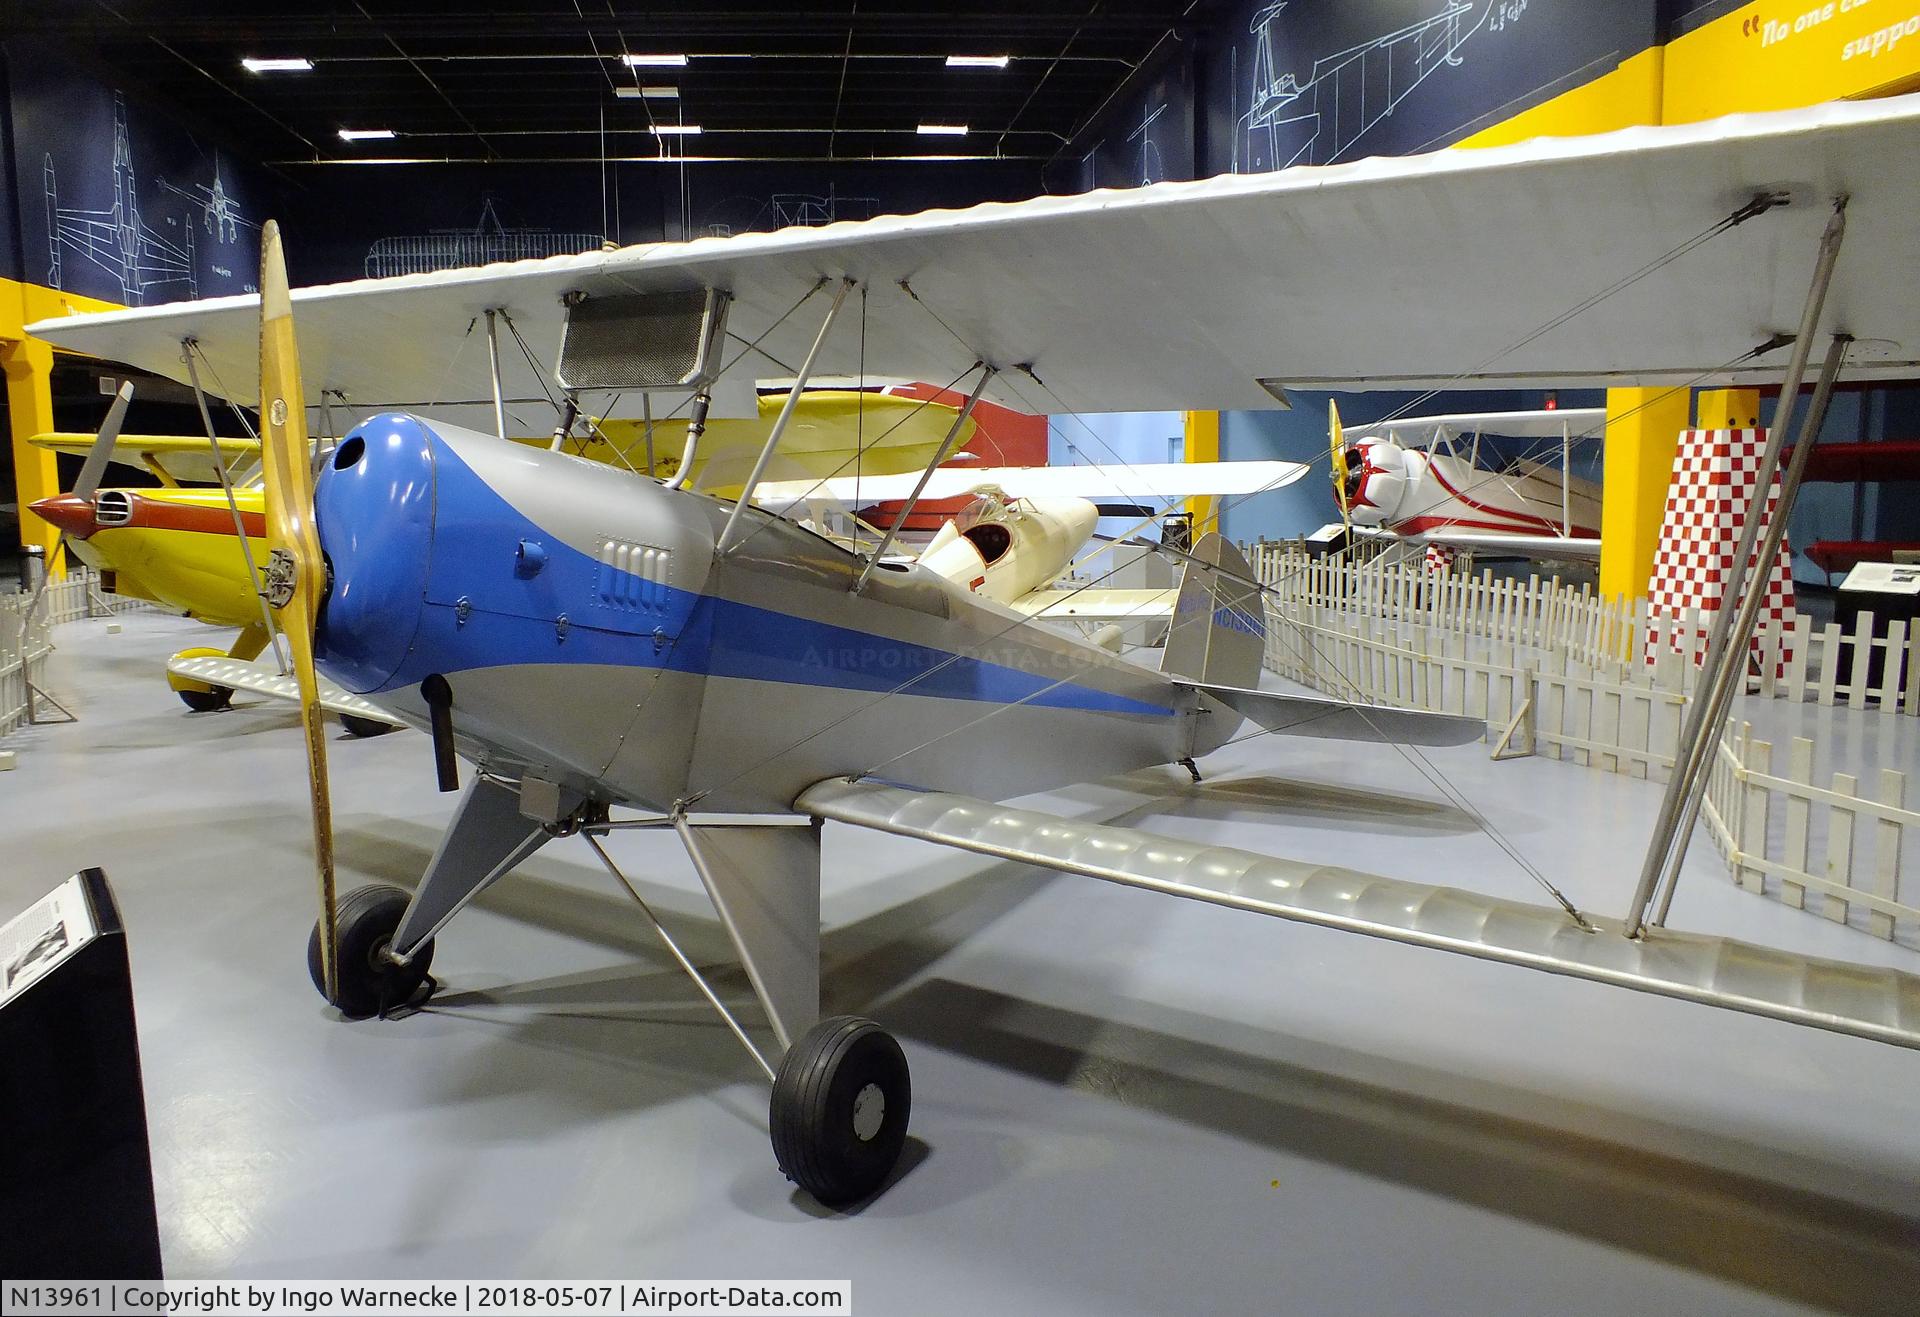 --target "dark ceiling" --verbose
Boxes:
[19,2,1207,168]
